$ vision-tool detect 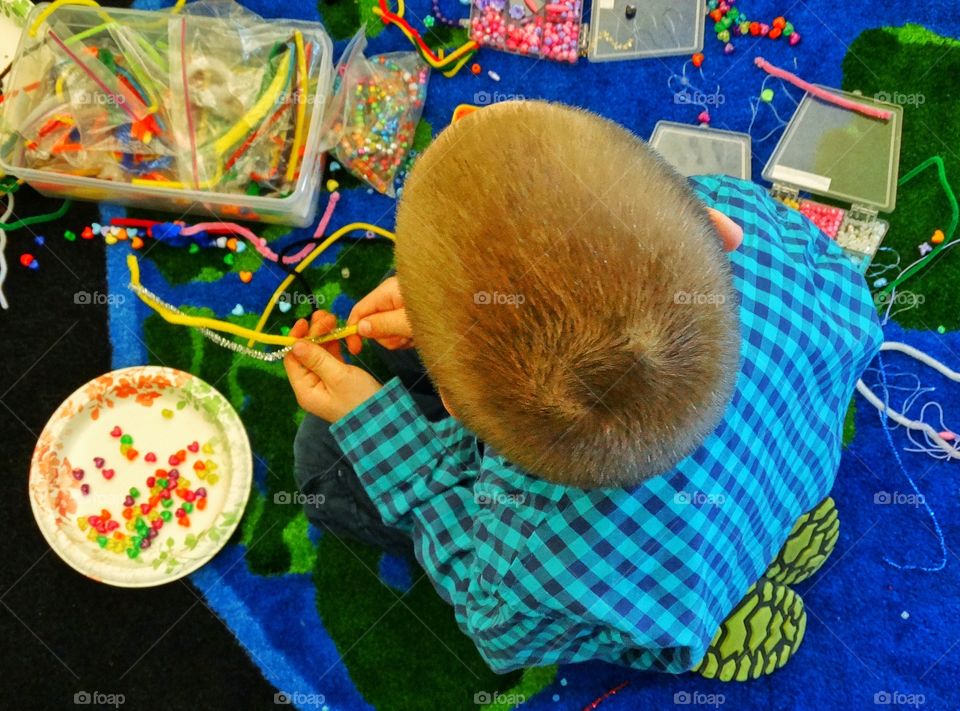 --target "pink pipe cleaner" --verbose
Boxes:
[754,57,893,120]
[180,191,341,264]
